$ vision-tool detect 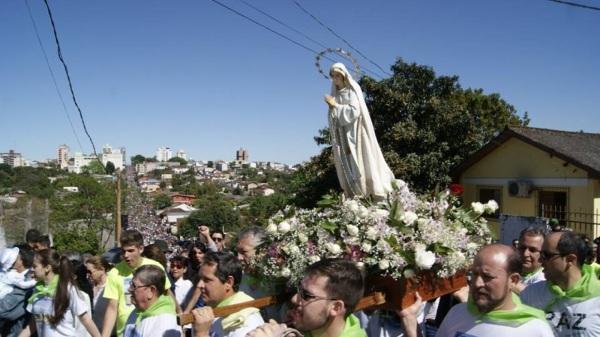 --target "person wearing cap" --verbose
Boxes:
[0,245,35,337]
[0,247,36,299]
